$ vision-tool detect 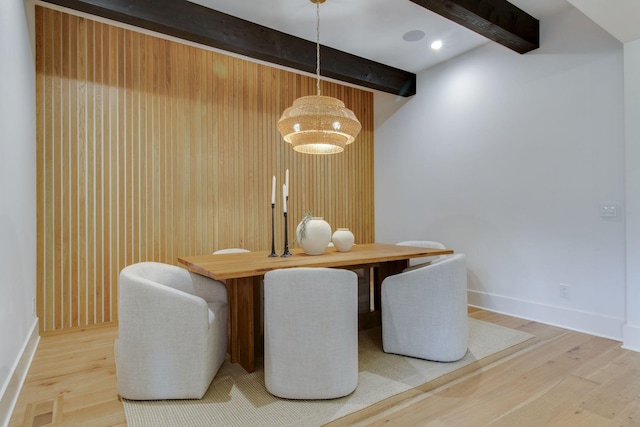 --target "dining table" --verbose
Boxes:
[178,242,454,373]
